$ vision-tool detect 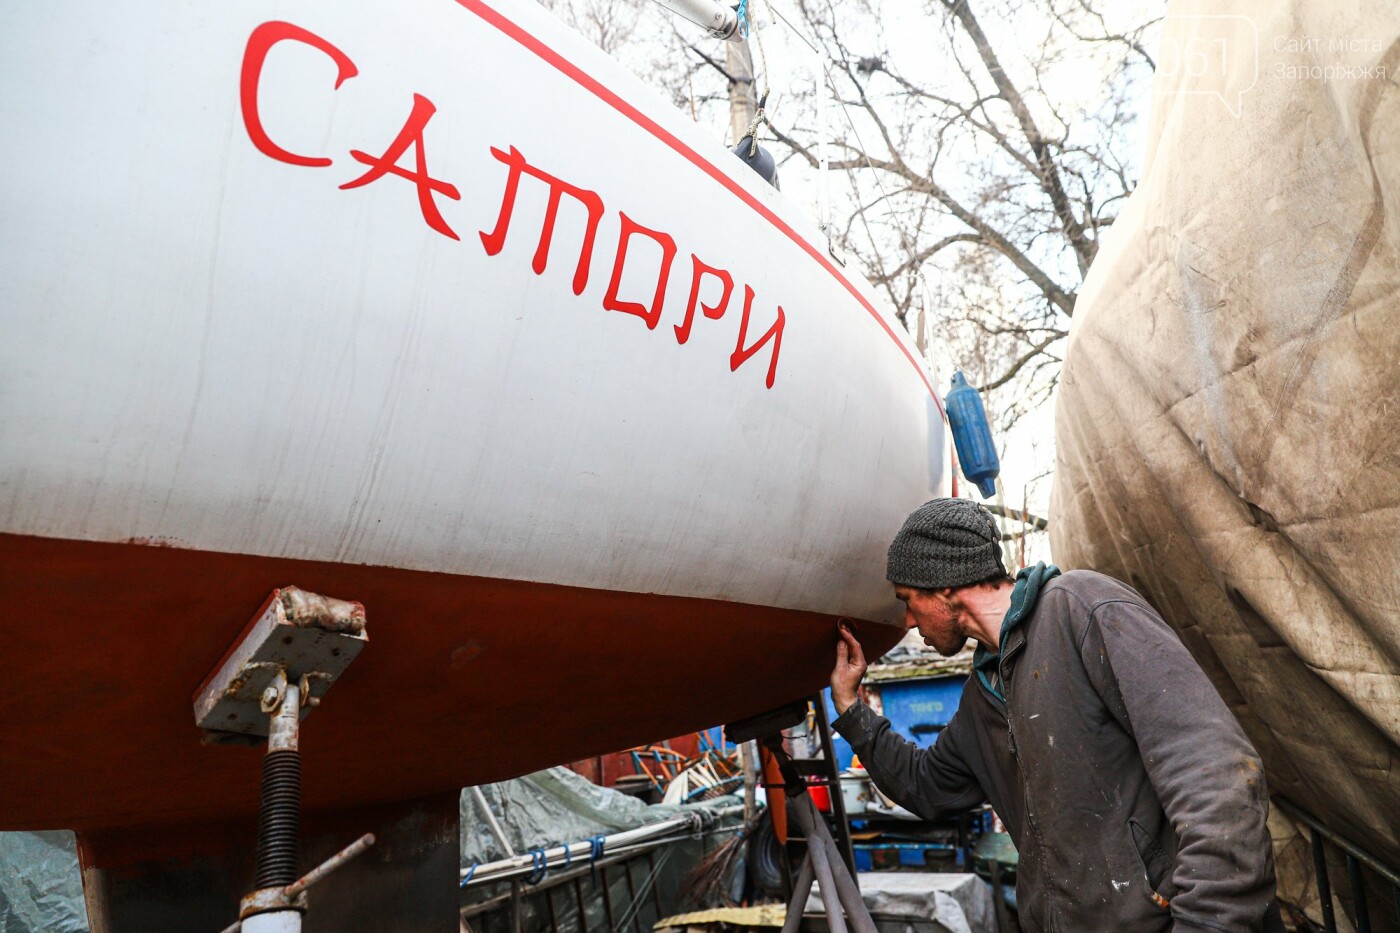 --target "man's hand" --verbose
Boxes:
[831,621,867,714]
